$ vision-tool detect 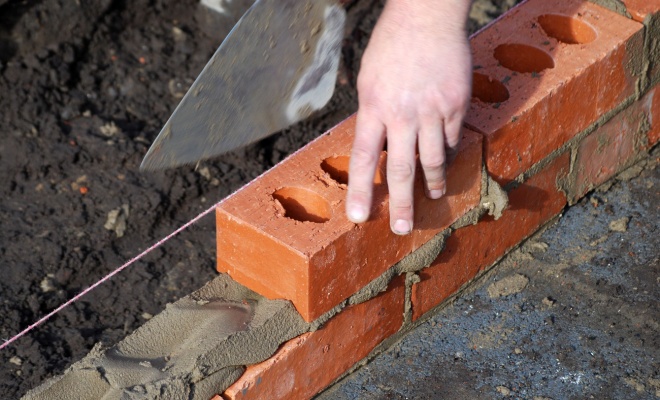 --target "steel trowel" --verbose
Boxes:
[140,0,347,170]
